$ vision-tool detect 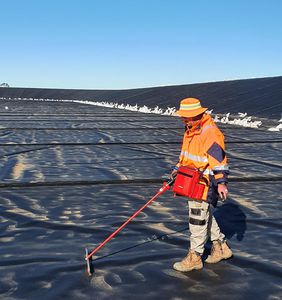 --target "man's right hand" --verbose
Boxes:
[170,169,178,180]
[218,183,228,201]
